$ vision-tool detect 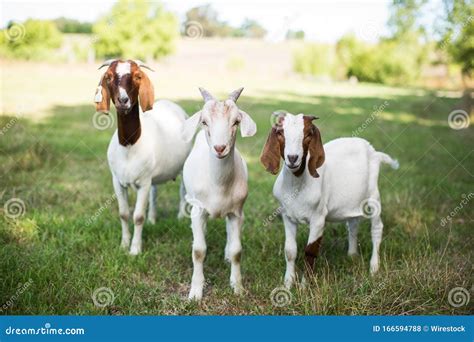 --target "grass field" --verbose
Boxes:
[0,59,473,315]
